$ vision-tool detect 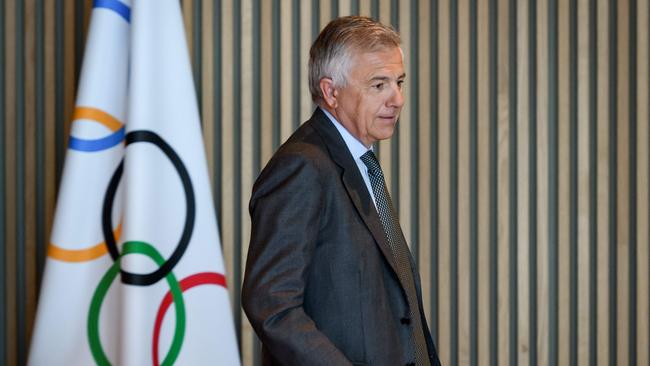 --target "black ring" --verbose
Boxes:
[102,130,195,286]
